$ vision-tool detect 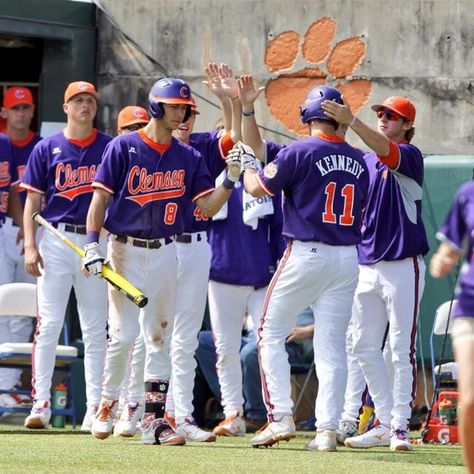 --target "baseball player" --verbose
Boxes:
[0,87,42,407]
[241,86,369,450]
[430,180,474,472]
[85,77,241,446]
[0,135,22,287]
[111,105,150,438]
[164,65,237,443]
[20,81,111,430]
[323,96,429,451]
